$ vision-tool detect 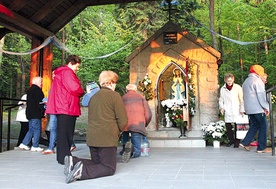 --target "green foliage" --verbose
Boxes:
[60,5,132,95]
[0,1,276,99]
[170,0,203,31]
[0,33,30,97]
[194,0,276,87]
